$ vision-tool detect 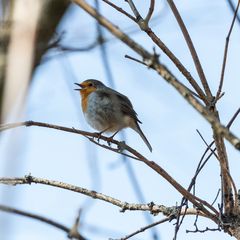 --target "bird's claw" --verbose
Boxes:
[106,137,113,146]
[94,132,102,142]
